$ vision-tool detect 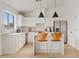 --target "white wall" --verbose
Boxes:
[62,0,79,48]
[24,7,65,18]
[25,8,45,17]
[0,0,17,54]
